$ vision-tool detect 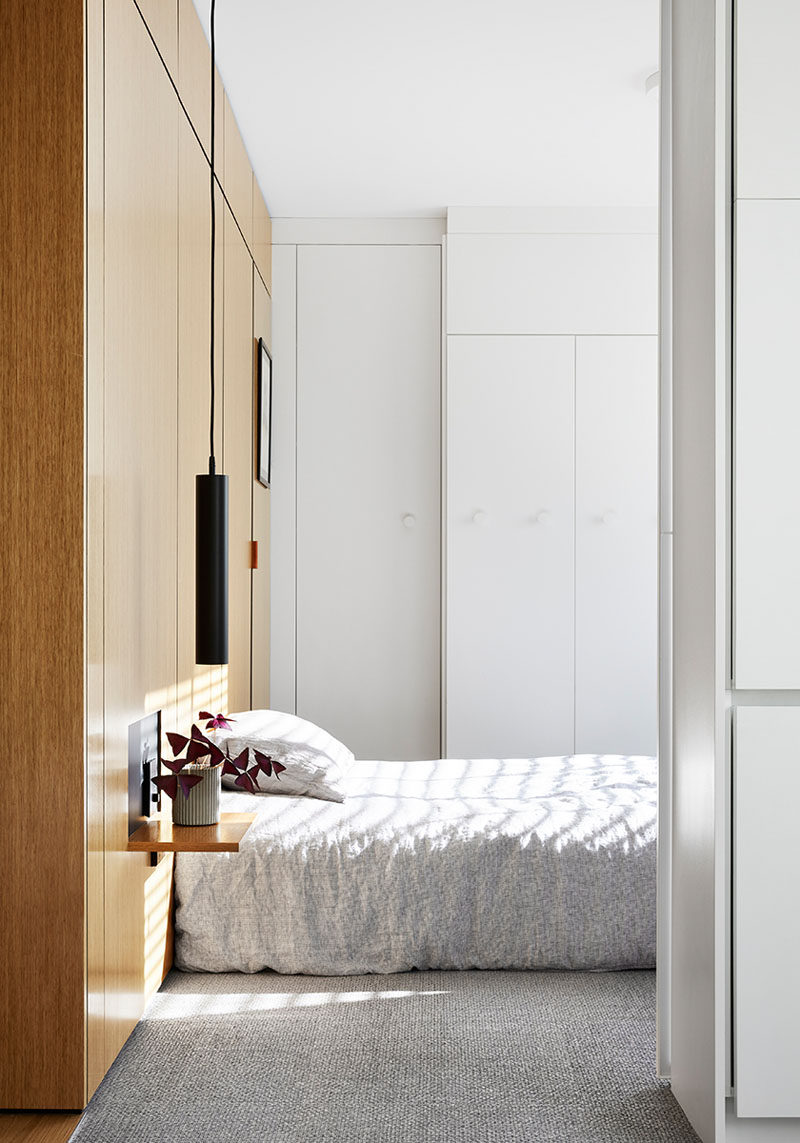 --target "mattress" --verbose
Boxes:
[174,755,657,975]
